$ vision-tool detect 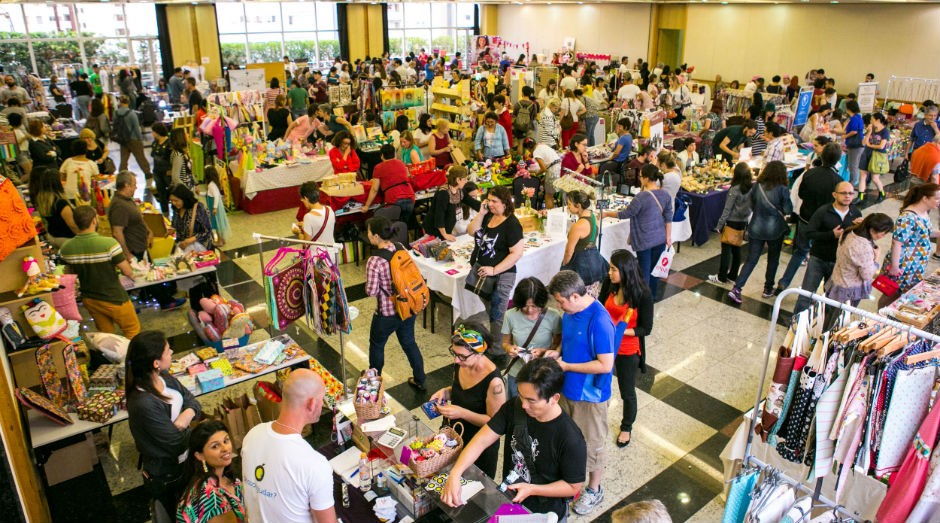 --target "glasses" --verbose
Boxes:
[448,347,475,362]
